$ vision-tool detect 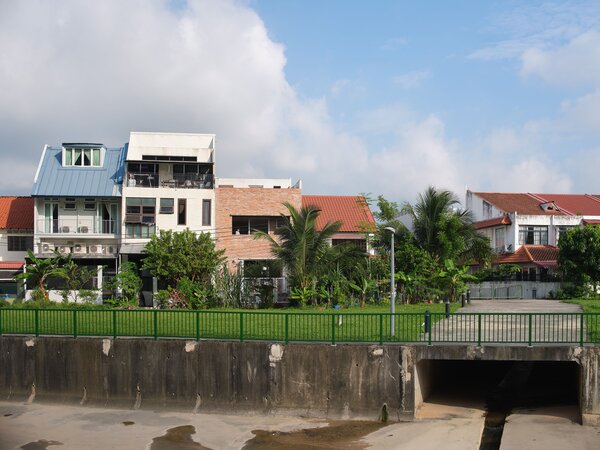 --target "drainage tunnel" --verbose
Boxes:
[415,359,581,418]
